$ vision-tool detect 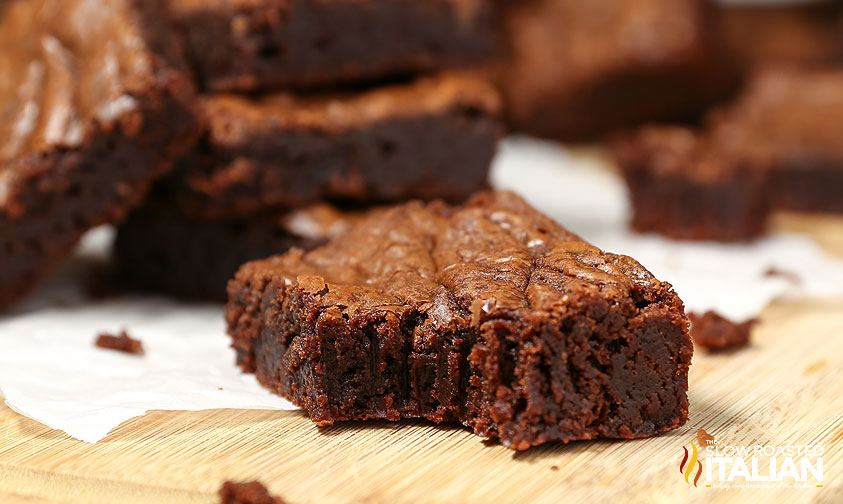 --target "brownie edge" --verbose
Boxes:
[226,191,693,449]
